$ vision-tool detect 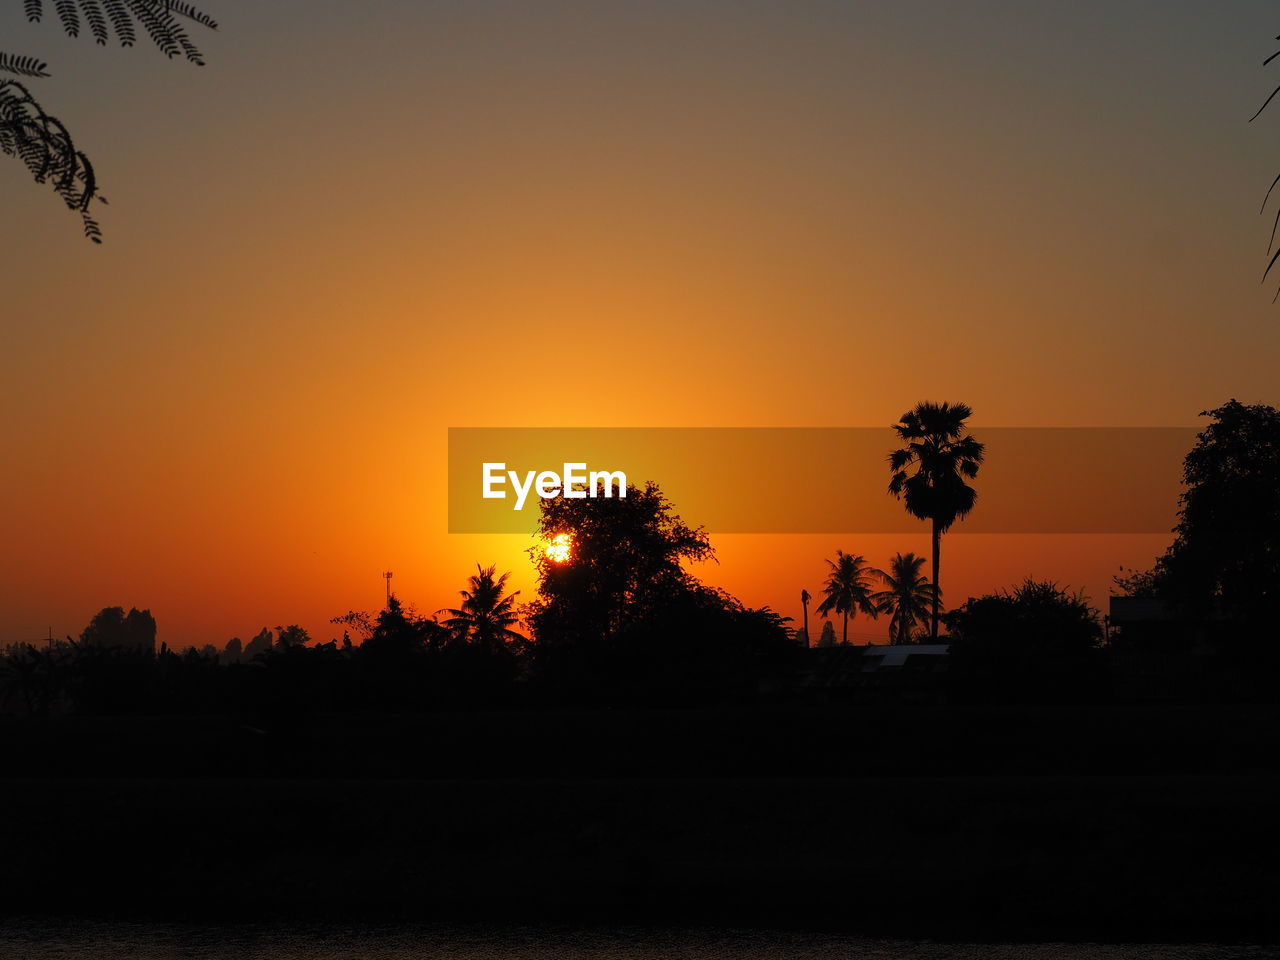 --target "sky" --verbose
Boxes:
[2,0,1279,646]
